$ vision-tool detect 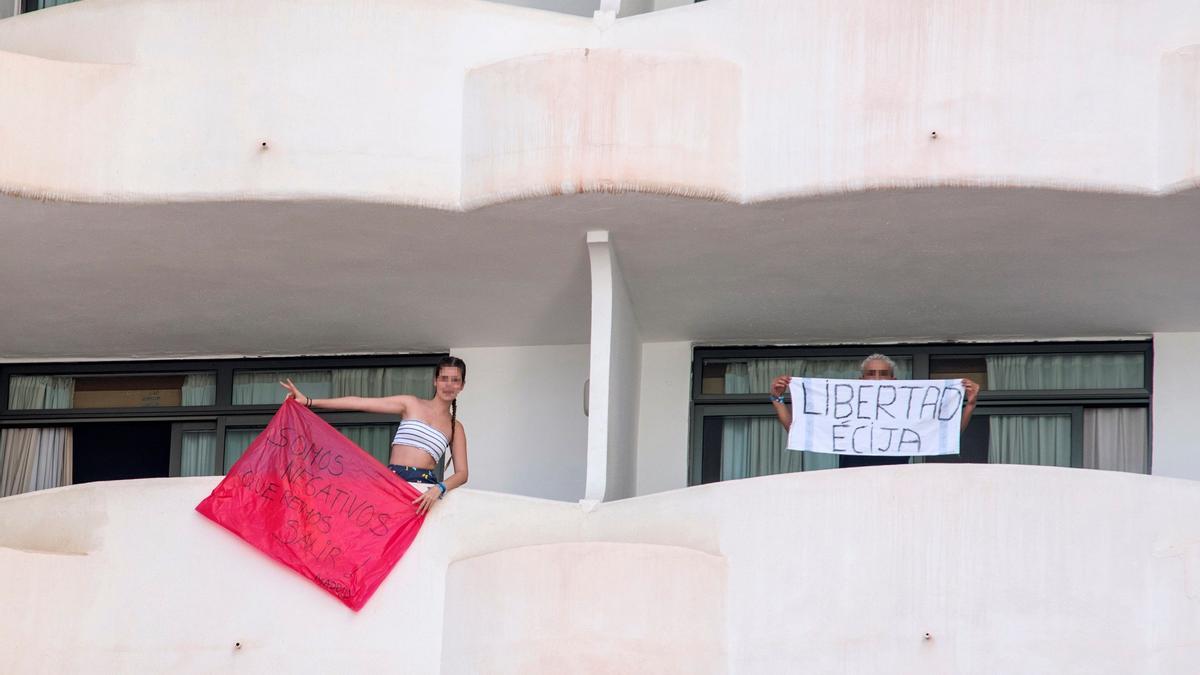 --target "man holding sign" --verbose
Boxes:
[769,354,980,459]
